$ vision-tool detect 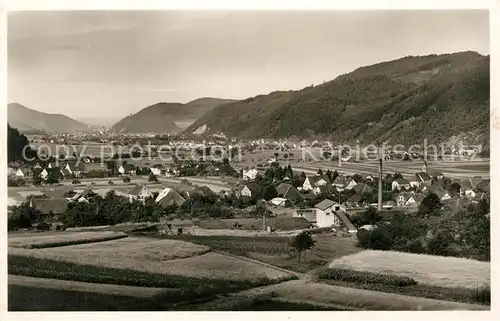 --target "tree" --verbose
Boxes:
[283,153,289,159]
[149,173,159,182]
[72,179,81,185]
[317,169,324,175]
[449,182,461,196]
[274,152,279,158]
[122,177,131,183]
[263,185,278,201]
[290,231,316,263]
[46,170,60,185]
[418,193,443,216]
[351,206,382,227]
[106,161,117,175]
[393,172,404,180]
[331,170,339,182]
